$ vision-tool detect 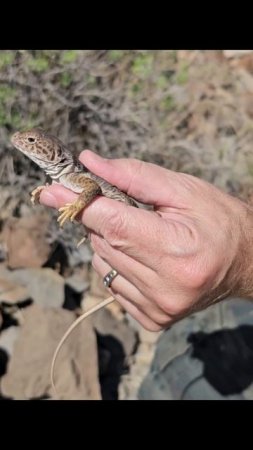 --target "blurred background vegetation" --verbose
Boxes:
[2,49,253,192]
